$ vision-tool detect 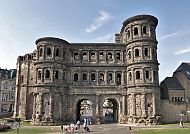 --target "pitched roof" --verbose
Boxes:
[162,77,184,90]
[174,62,190,79]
